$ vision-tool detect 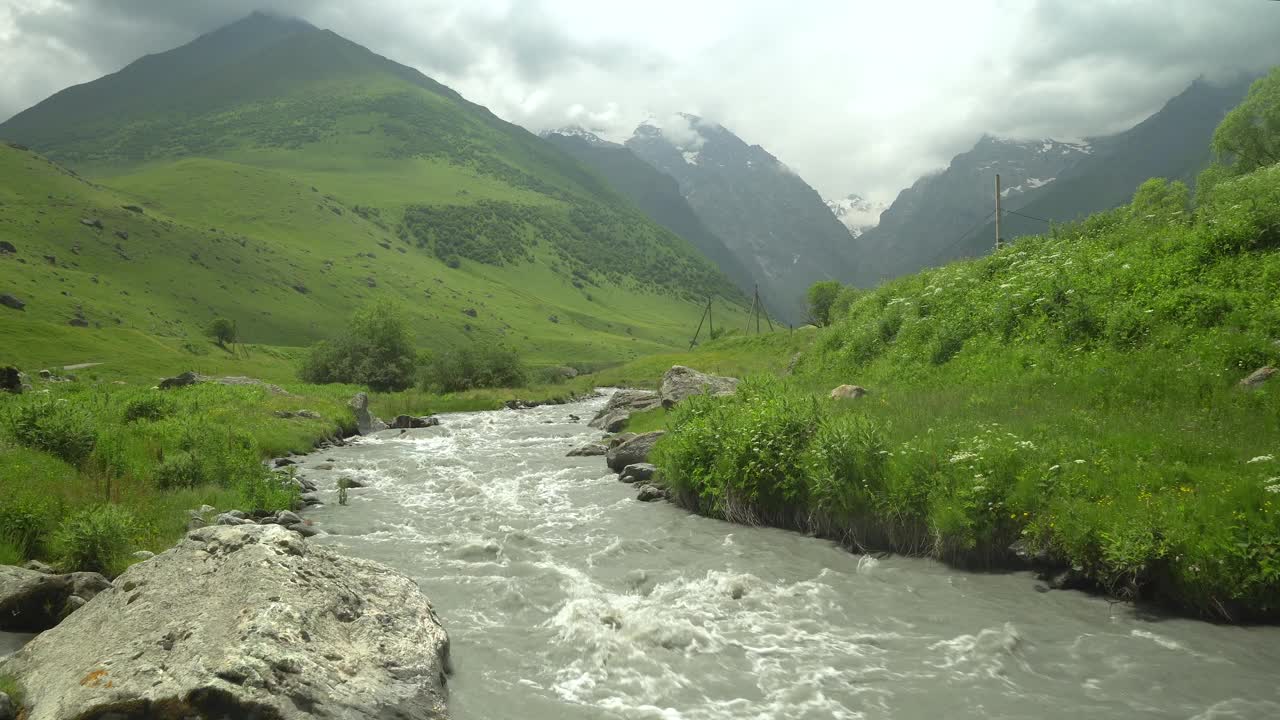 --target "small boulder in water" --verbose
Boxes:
[567,441,609,457]
[619,463,657,484]
[636,484,667,502]
[607,431,665,473]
